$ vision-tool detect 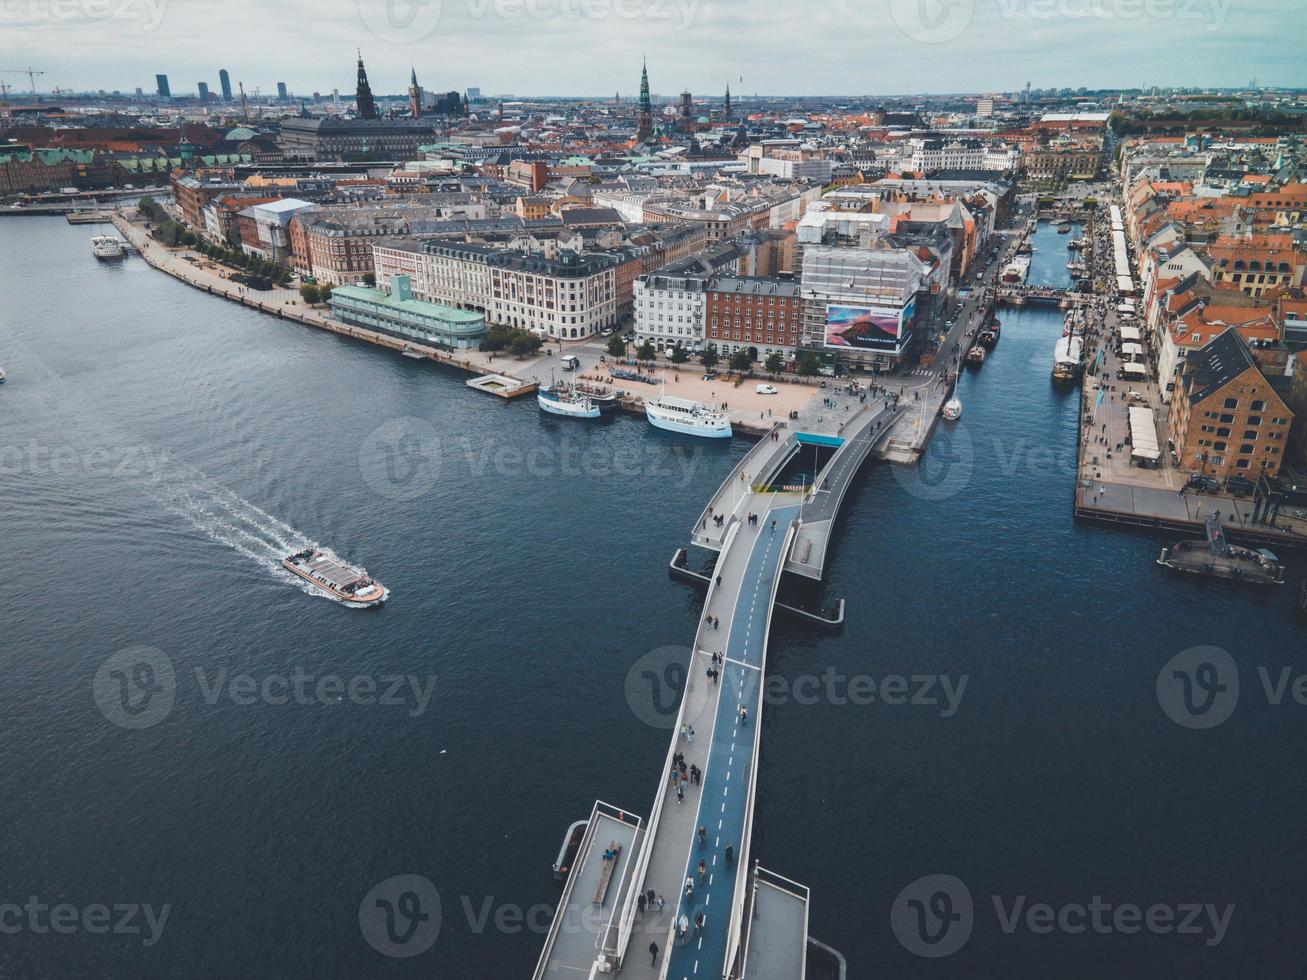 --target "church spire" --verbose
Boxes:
[724,82,732,122]
[355,49,378,120]
[637,57,653,142]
